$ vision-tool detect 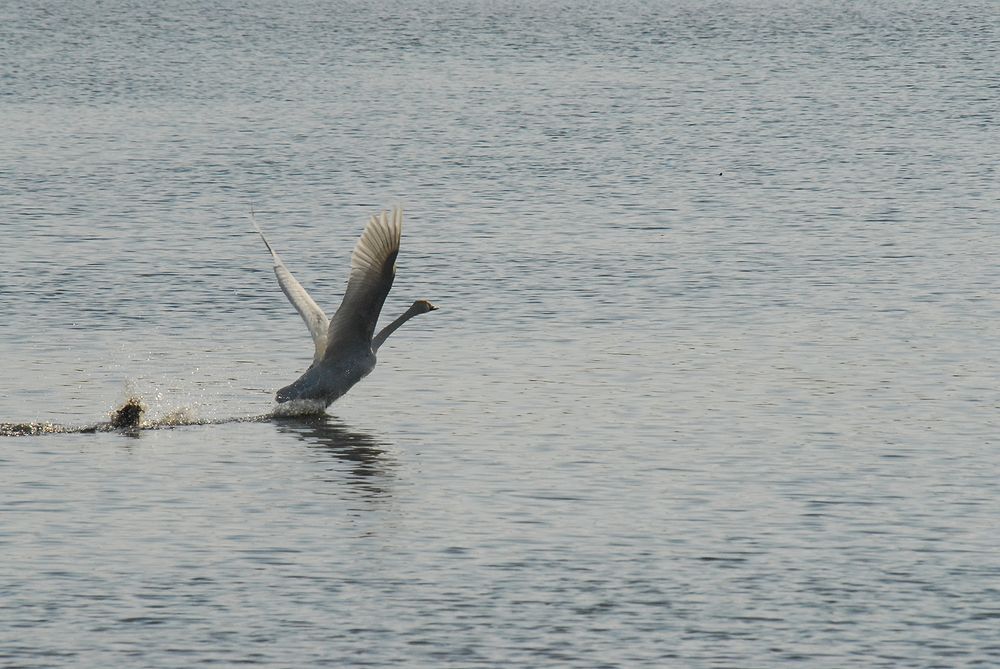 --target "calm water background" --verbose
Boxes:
[1,0,998,666]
